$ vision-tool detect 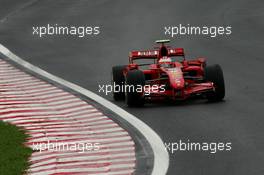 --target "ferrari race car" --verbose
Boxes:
[112,39,225,106]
